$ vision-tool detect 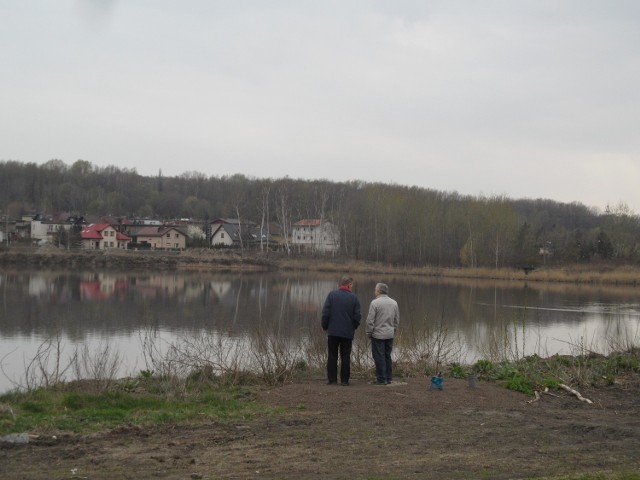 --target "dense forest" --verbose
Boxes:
[1,159,639,267]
